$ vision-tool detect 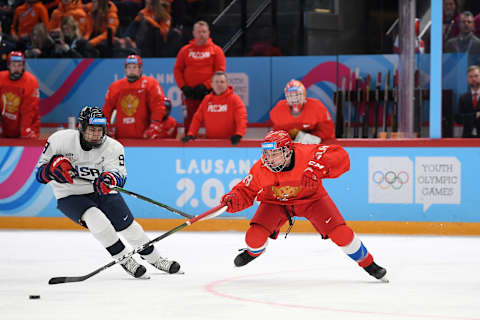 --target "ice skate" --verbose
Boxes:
[120,257,149,279]
[150,258,181,274]
[363,261,388,282]
[234,250,258,267]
